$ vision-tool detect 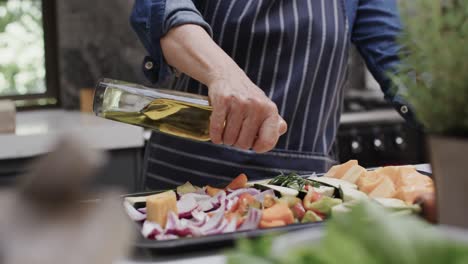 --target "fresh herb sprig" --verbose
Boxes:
[269,173,319,191]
